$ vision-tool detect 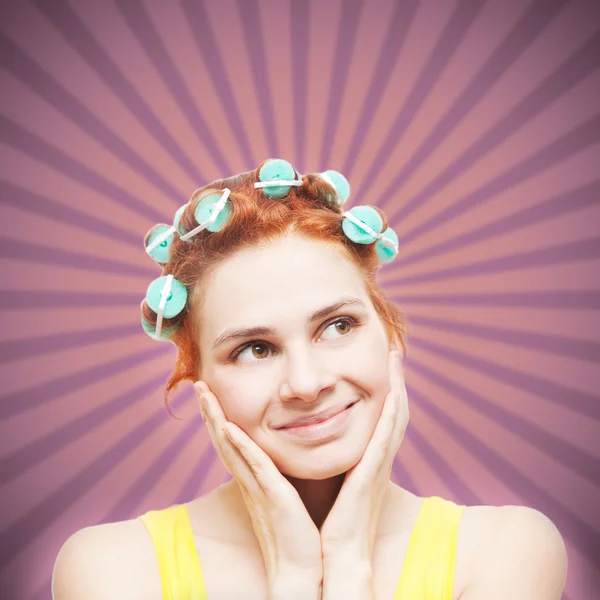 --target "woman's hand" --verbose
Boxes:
[320,350,409,564]
[194,381,324,595]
